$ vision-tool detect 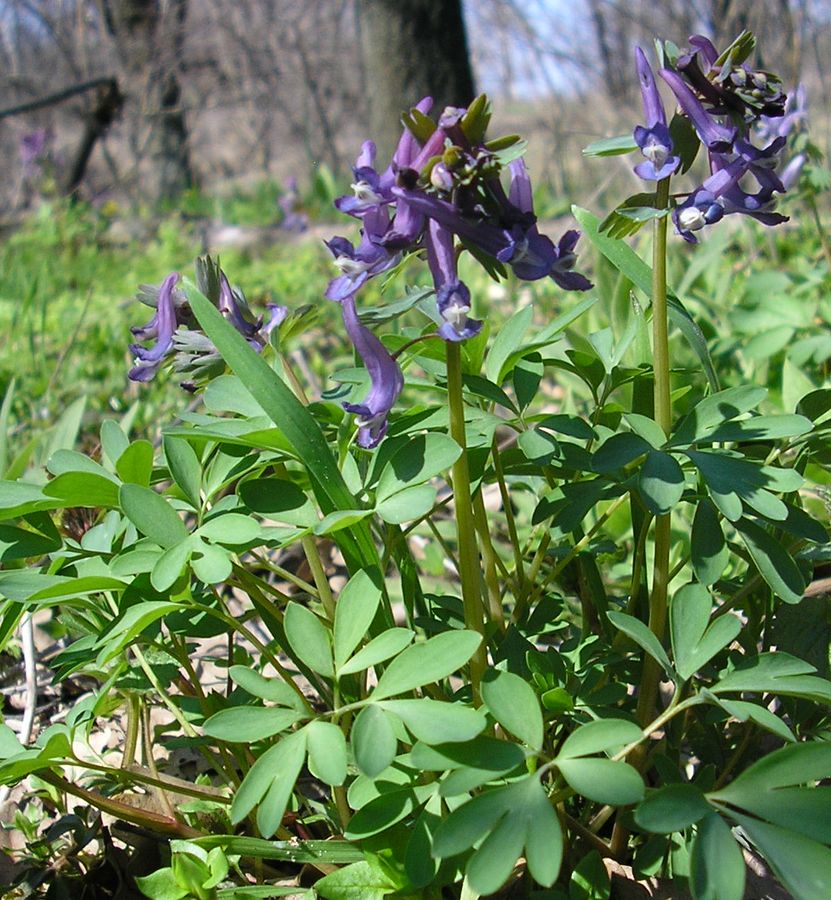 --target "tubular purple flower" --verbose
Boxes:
[219,272,260,339]
[633,48,680,181]
[392,166,591,290]
[325,207,398,301]
[261,304,289,341]
[426,219,482,342]
[660,68,736,152]
[129,272,180,382]
[340,294,404,448]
